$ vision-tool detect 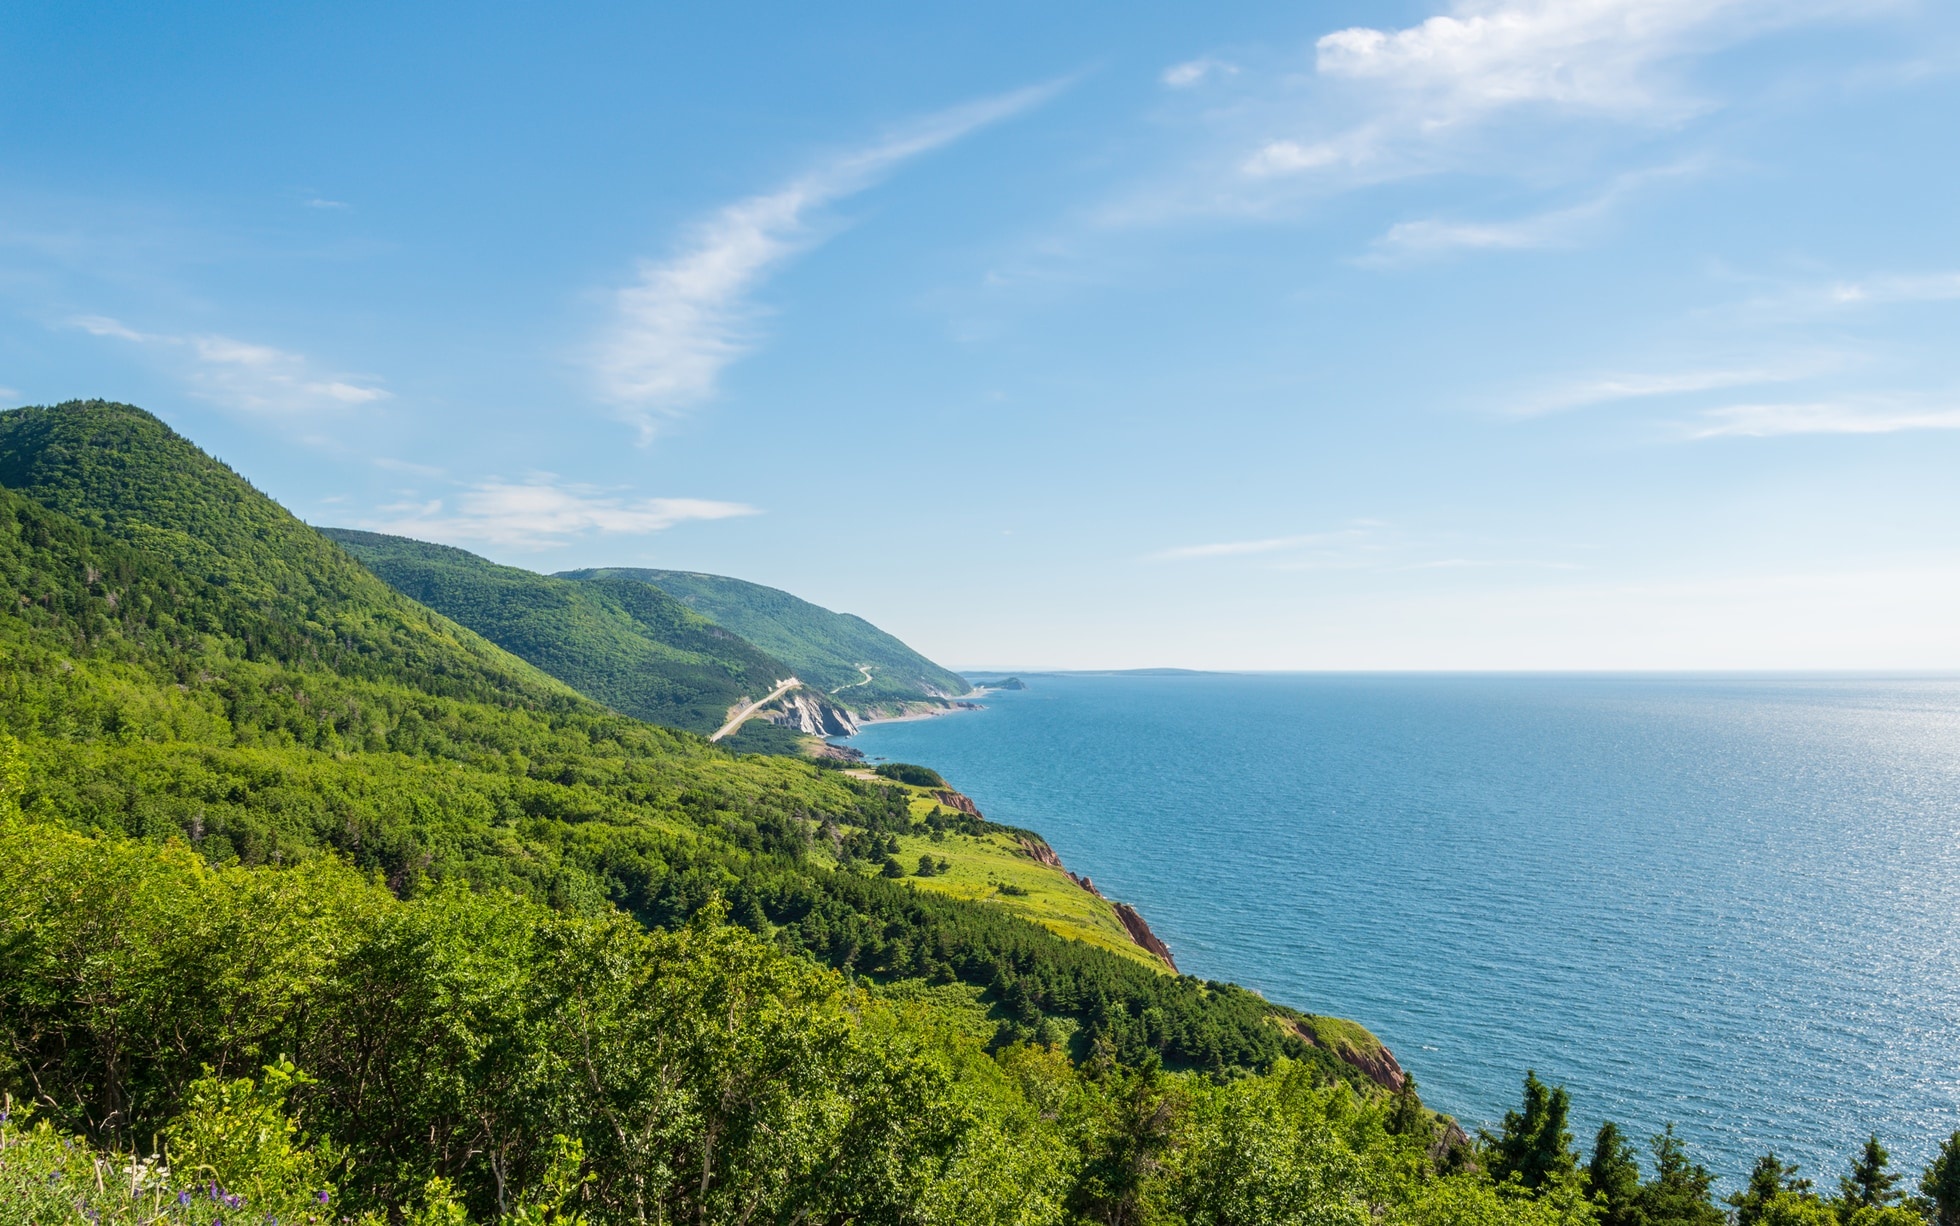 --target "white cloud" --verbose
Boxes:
[1313,0,1752,120]
[364,478,760,550]
[1215,0,1870,201]
[71,314,157,342]
[1162,58,1238,88]
[1689,399,1960,438]
[596,81,1064,439]
[1519,359,1841,416]
[67,314,387,413]
[1150,524,1384,563]
[1821,271,1960,307]
[303,197,349,210]
[1367,156,1707,262]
